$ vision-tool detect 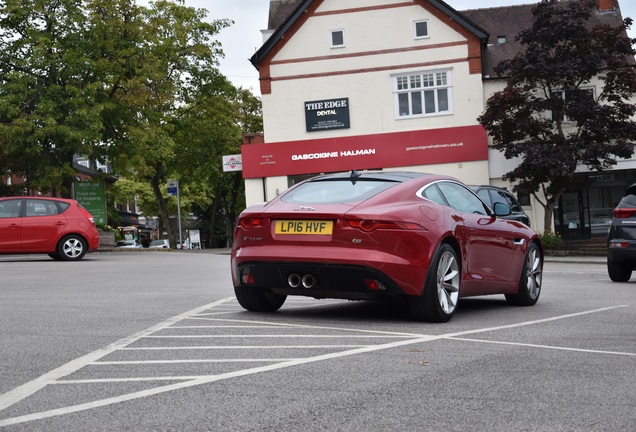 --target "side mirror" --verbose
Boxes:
[493,202,512,217]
